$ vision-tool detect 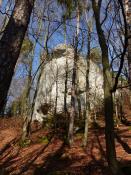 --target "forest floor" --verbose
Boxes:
[0,109,131,175]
